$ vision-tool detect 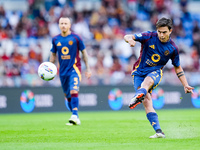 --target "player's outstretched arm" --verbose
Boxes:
[124,34,136,47]
[174,65,194,93]
[82,49,91,79]
[49,52,57,64]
